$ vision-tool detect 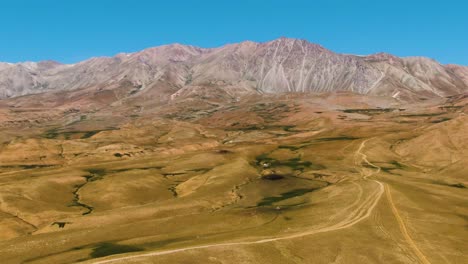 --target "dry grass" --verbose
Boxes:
[0,93,466,263]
